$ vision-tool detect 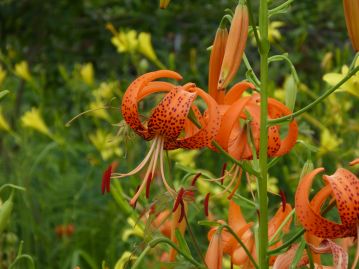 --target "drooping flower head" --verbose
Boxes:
[107,70,220,205]
[295,160,359,268]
